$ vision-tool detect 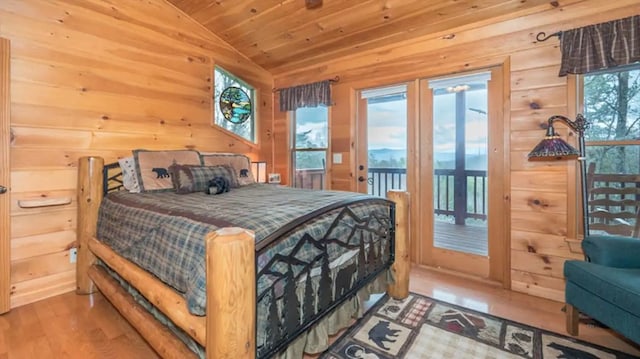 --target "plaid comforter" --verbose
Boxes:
[97,184,391,316]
